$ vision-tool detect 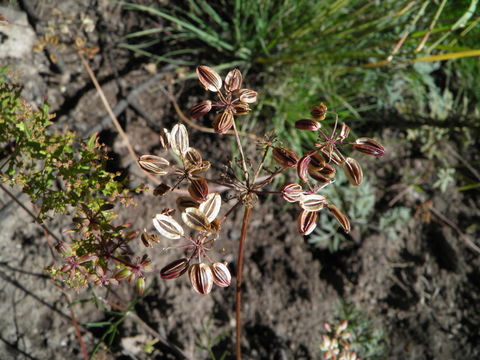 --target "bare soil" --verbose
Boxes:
[1,1,479,360]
